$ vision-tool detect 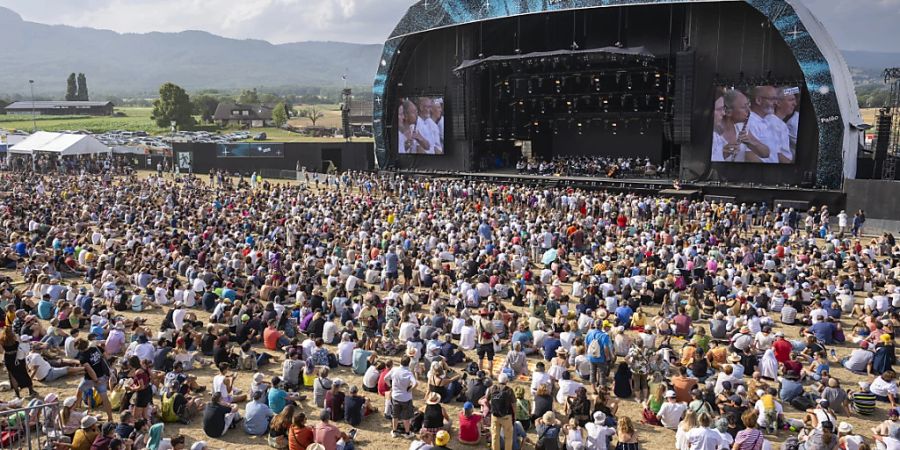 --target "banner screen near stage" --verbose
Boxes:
[216,143,284,158]
[711,85,800,164]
